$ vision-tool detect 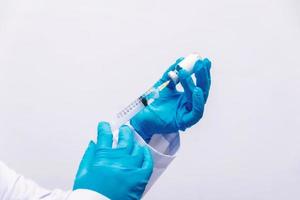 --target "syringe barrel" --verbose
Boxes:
[110,97,146,147]
[168,53,201,83]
